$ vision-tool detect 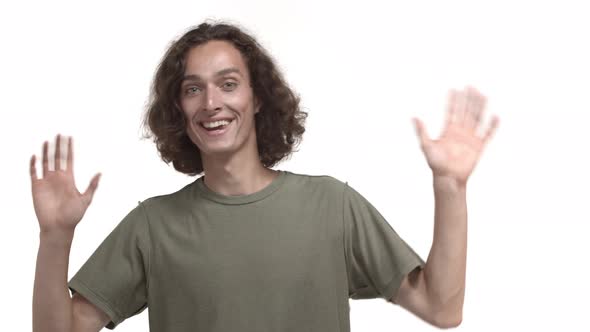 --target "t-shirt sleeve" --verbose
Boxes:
[342,182,425,302]
[67,202,151,330]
